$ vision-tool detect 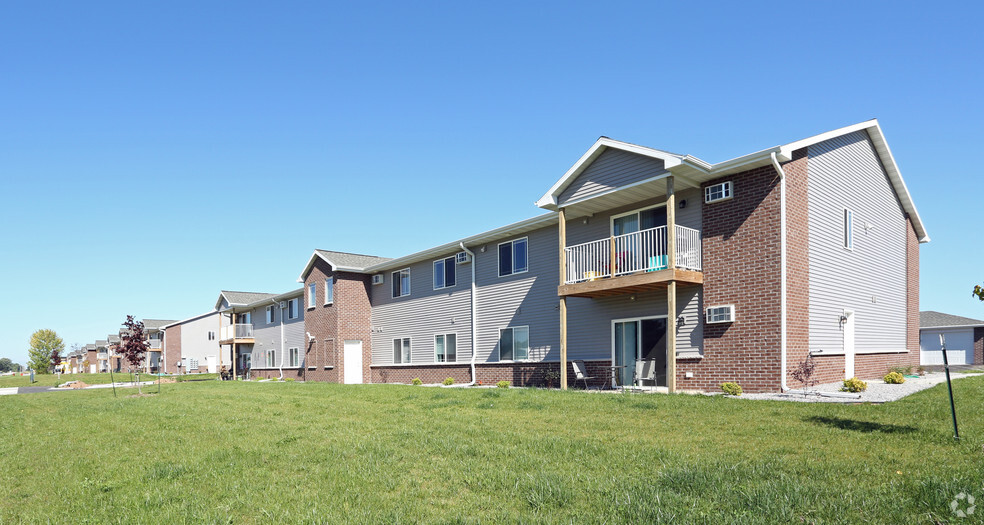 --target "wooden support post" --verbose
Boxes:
[667,280,677,393]
[558,208,568,390]
[666,176,676,269]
